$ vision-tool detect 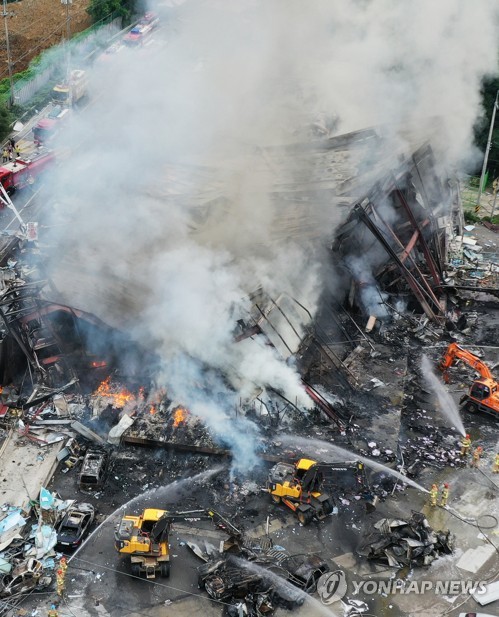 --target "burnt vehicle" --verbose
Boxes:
[197,557,307,612]
[198,558,262,601]
[79,448,109,491]
[276,554,329,593]
[0,559,51,598]
[57,503,95,549]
